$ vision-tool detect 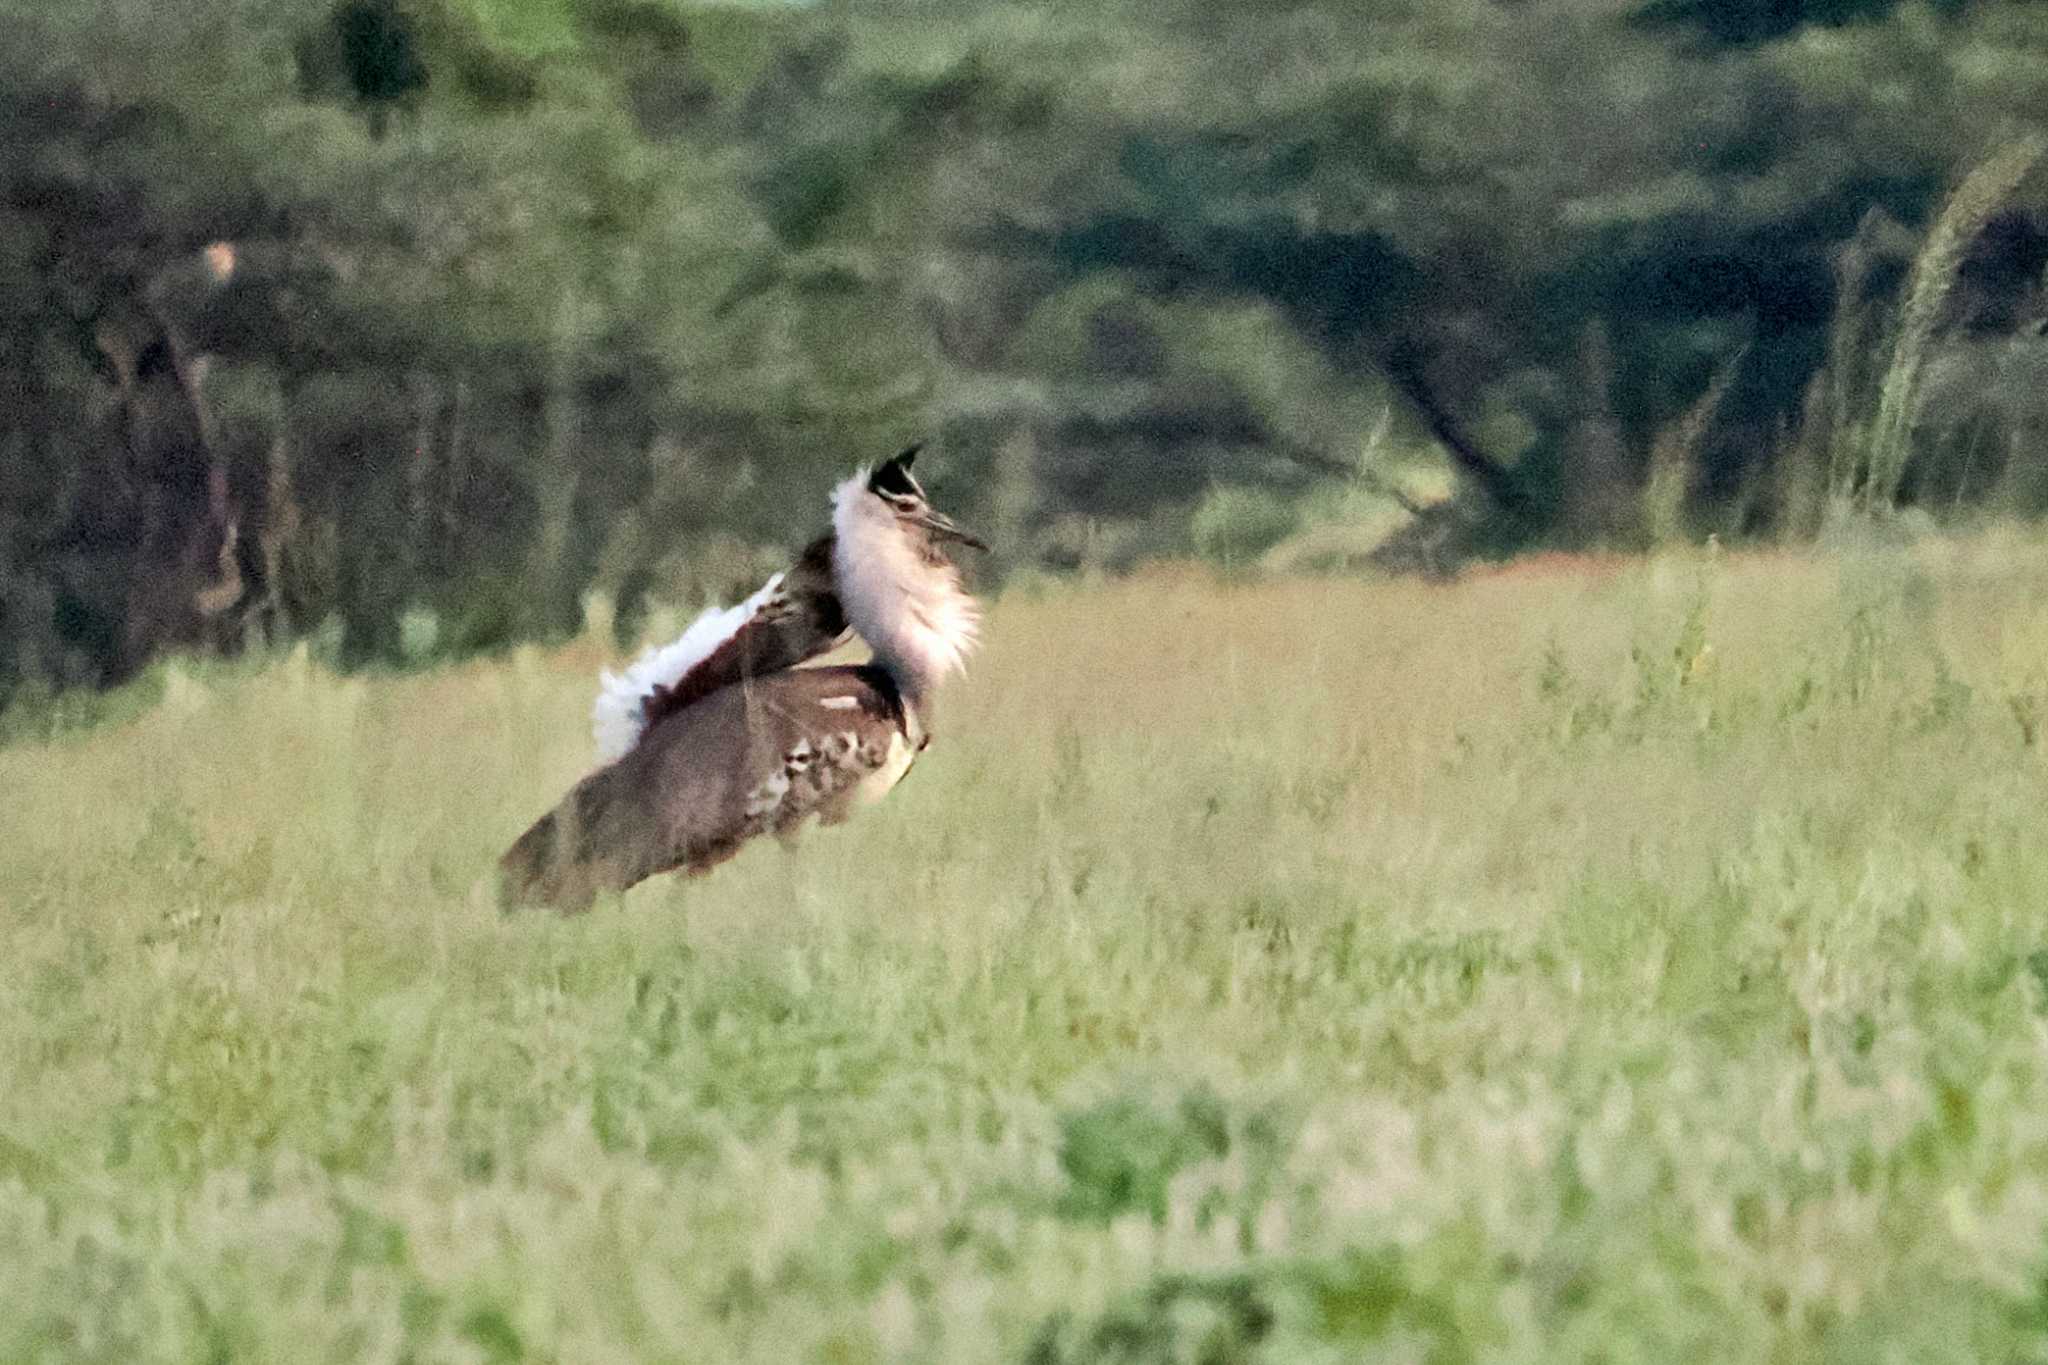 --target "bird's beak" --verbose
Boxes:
[911,507,989,552]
